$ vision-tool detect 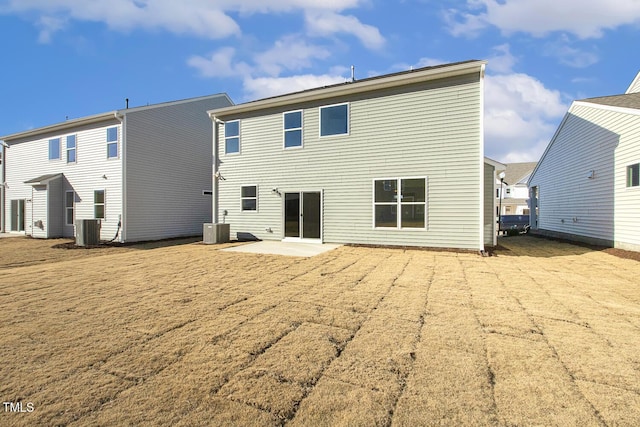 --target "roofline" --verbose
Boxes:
[528,107,574,185]
[1,93,232,142]
[484,157,506,170]
[574,99,640,116]
[626,70,640,94]
[208,60,487,118]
